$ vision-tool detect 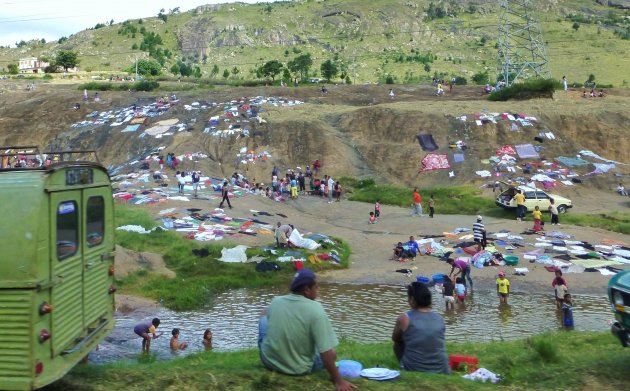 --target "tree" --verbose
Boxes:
[55,50,80,71]
[7,63,18,75]
[287,53,312,80]
[320,59,338,81]
[572,22,580,32]
[132,58,161,76]
[210,64,219,78]
[193,66,202,78]
[170,63,180,76]
[231,66,240,76]
[222,69,230,79]
[423,63,431,73]
[158,9,168,22]
[261,60,283,81]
